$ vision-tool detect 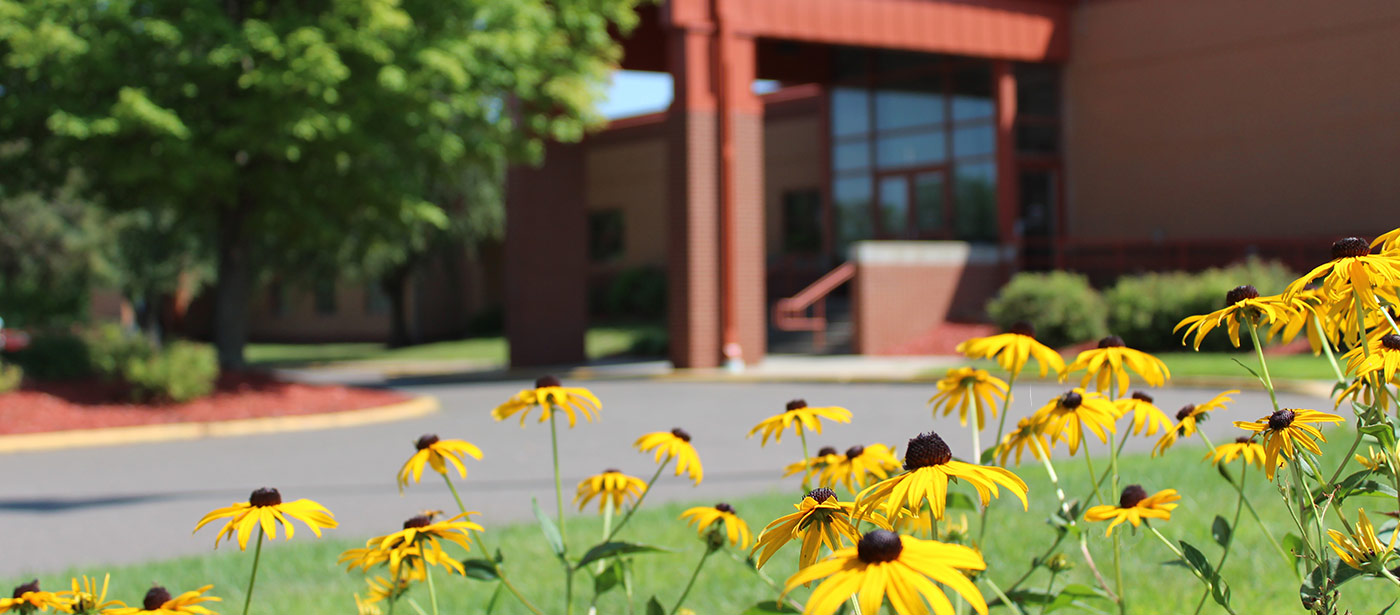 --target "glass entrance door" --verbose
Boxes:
[875,168,950,239]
